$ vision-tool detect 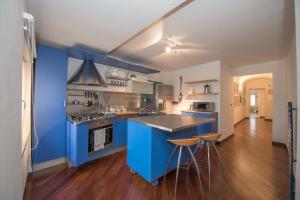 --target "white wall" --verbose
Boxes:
[220,62,234,140]
[0,0,23,199]
[295,0,300,199]
[21,1,33,193]
[159,61,221,115]
[232,60,288,144]
[286,34,297,104]
[157,61,234,140]
[234,106,246,124]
